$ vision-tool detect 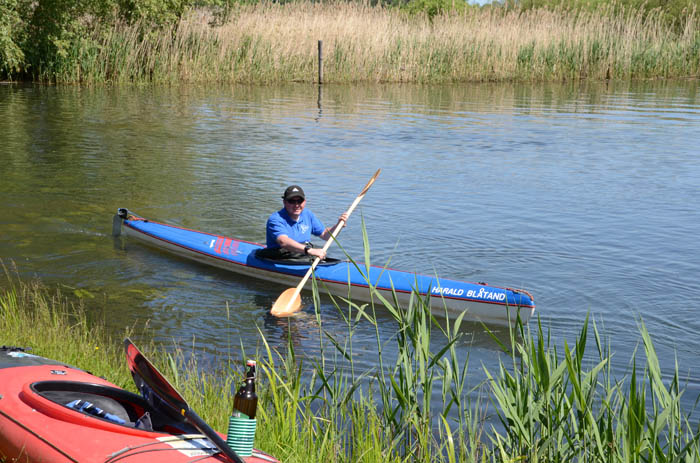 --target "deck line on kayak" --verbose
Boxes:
[0,407,81,462]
